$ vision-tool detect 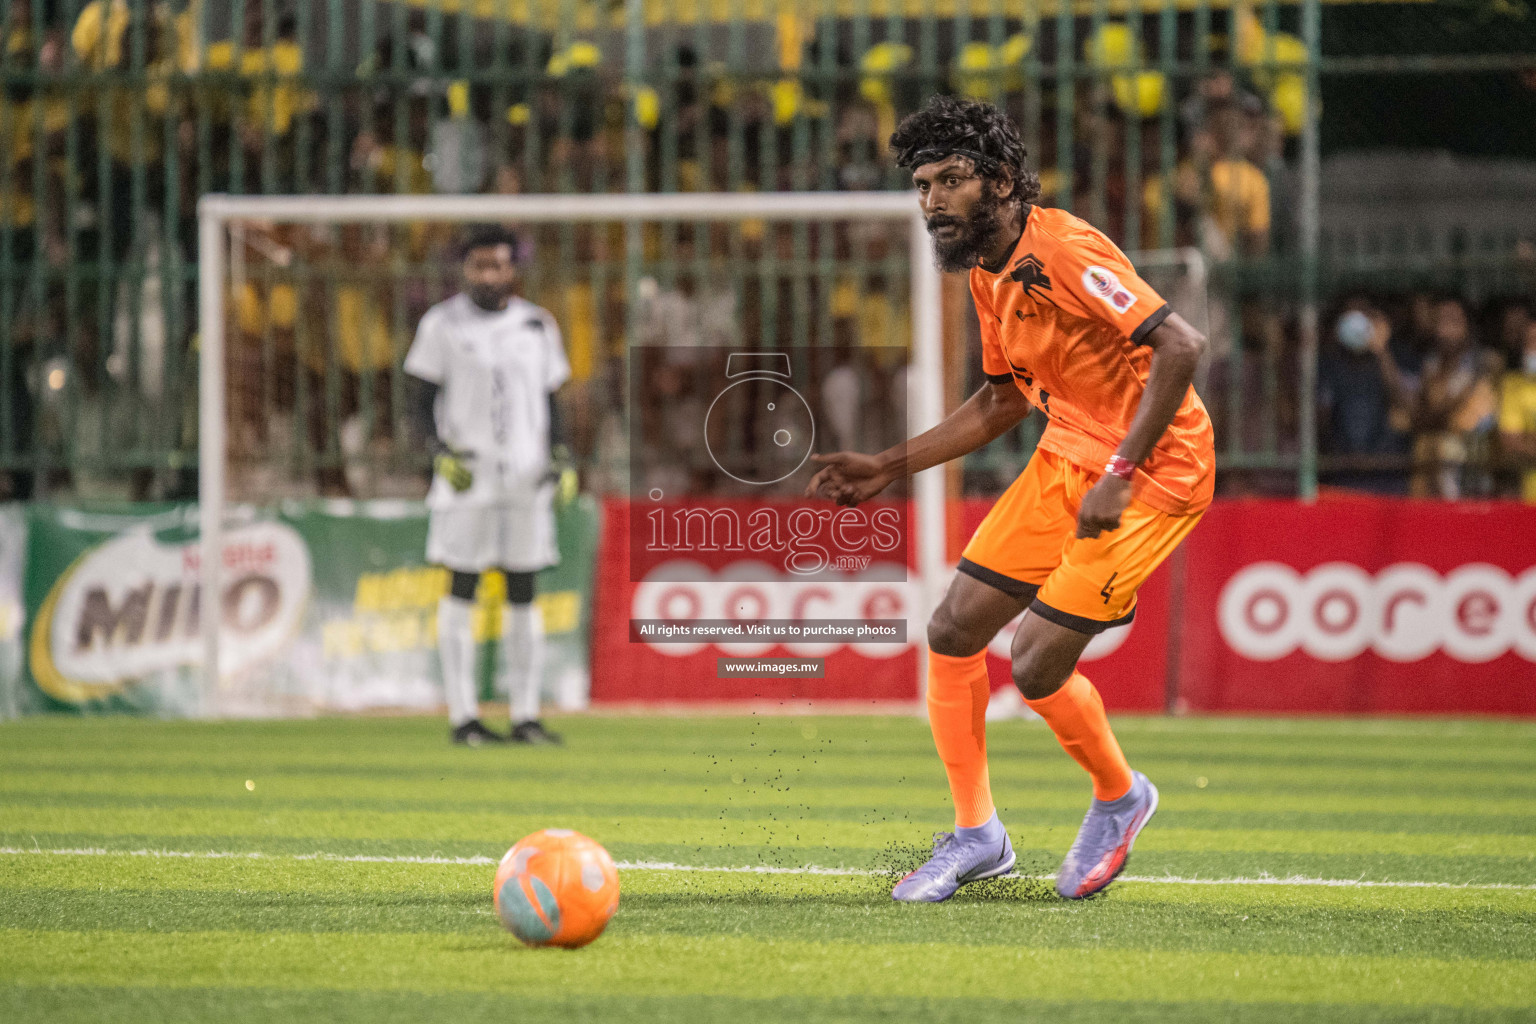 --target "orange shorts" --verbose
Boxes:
[959,449,1204,634]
